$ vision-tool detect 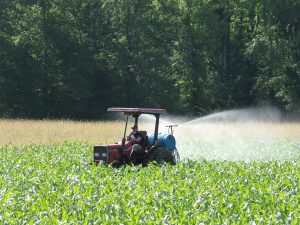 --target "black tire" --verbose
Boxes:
[156,150,176,165]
